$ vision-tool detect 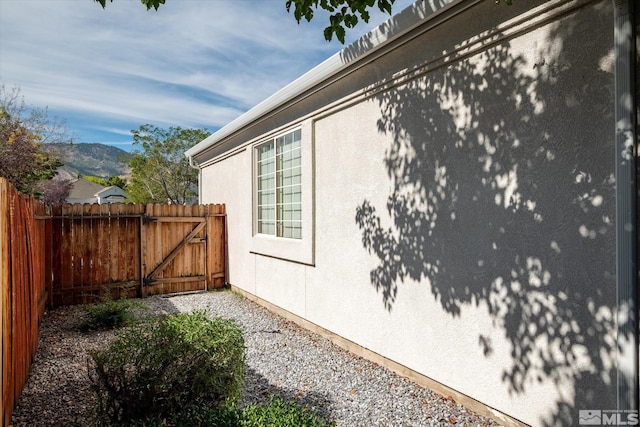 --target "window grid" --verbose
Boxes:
[256,129,302,239]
